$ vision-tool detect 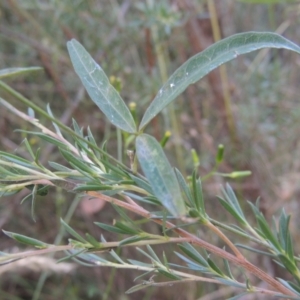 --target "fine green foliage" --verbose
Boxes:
[1,31,300,299]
